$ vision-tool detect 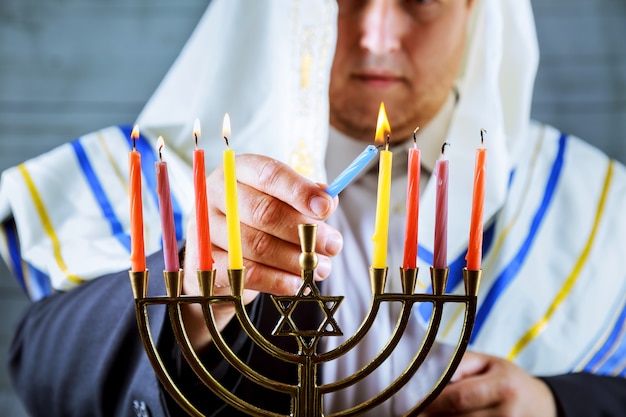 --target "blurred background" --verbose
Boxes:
[0,0,625,415]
